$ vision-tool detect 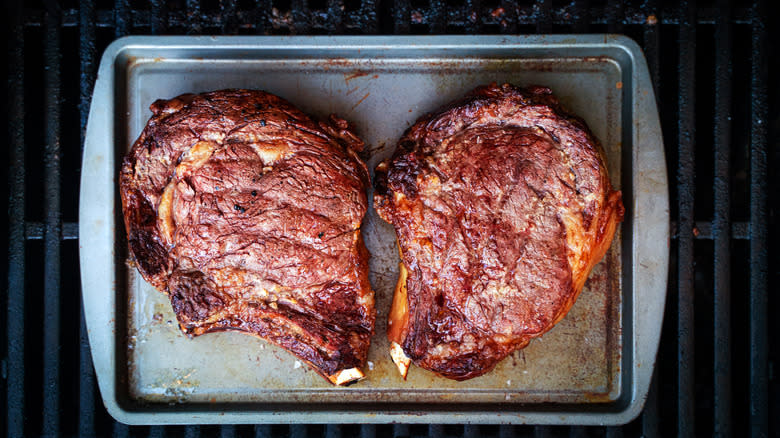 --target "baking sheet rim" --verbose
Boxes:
[78,34,669,425]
